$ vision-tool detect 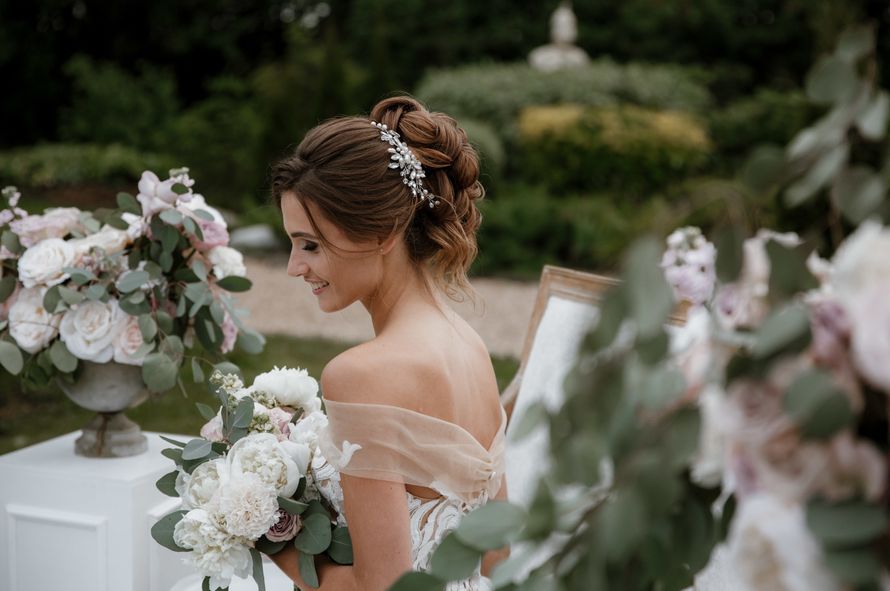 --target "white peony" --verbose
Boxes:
[112,312,150,366]
[289,410,329,453]
[217,471,280,539]
[207,246,246,279]
[17,238,76,288]
[175,459,227,510]
[173,508,252,590]
[278,440,312,476]
[831,219,890,303]
[726,494,841,591]
[252,366,320,412]
[59,298,123,362]
[8,287,61,353]
[227,433,302,497]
